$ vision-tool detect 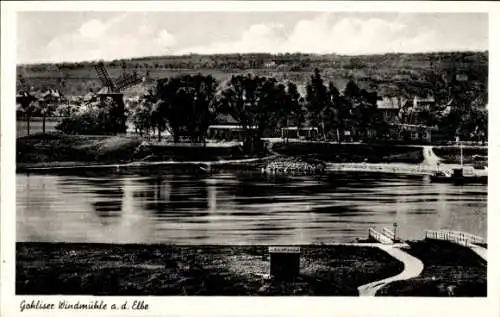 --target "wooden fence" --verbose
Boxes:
[425,230,486,247]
